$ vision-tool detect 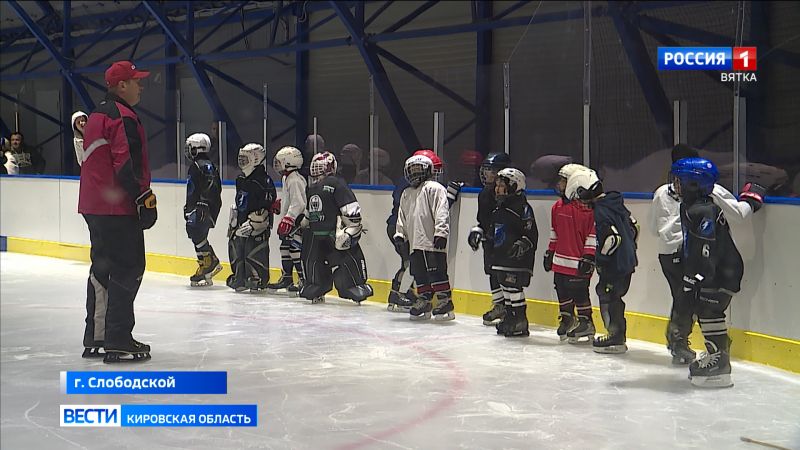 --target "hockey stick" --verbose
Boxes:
[740,436,793,450]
